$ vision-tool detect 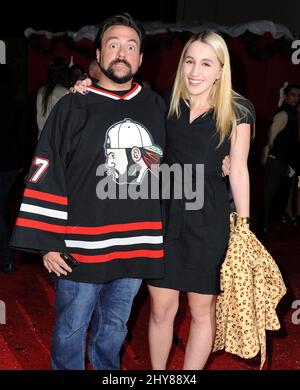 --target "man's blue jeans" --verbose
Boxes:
[51,277,142,370]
